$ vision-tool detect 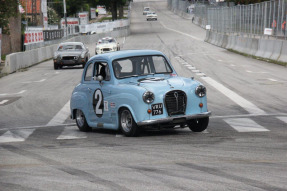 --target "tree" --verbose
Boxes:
[0,0,19,34]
